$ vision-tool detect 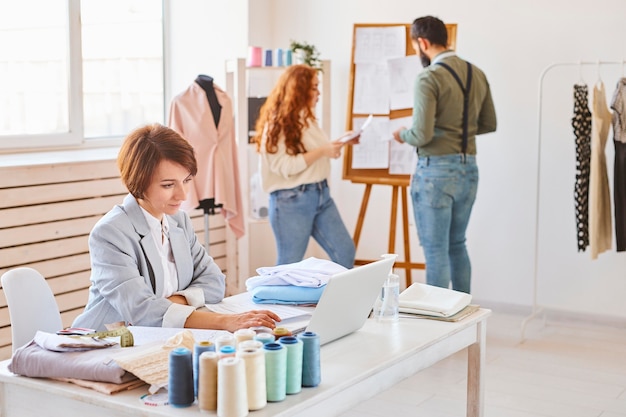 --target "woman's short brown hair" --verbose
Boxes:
[117,123,197,199]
